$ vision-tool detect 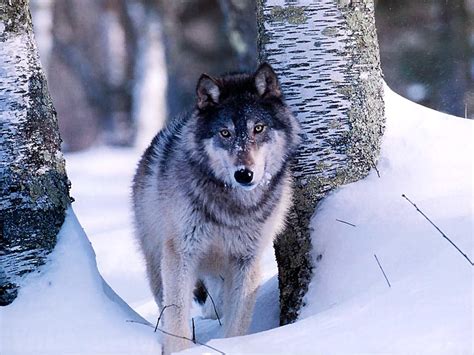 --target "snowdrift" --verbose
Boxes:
[0,209,161,354]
